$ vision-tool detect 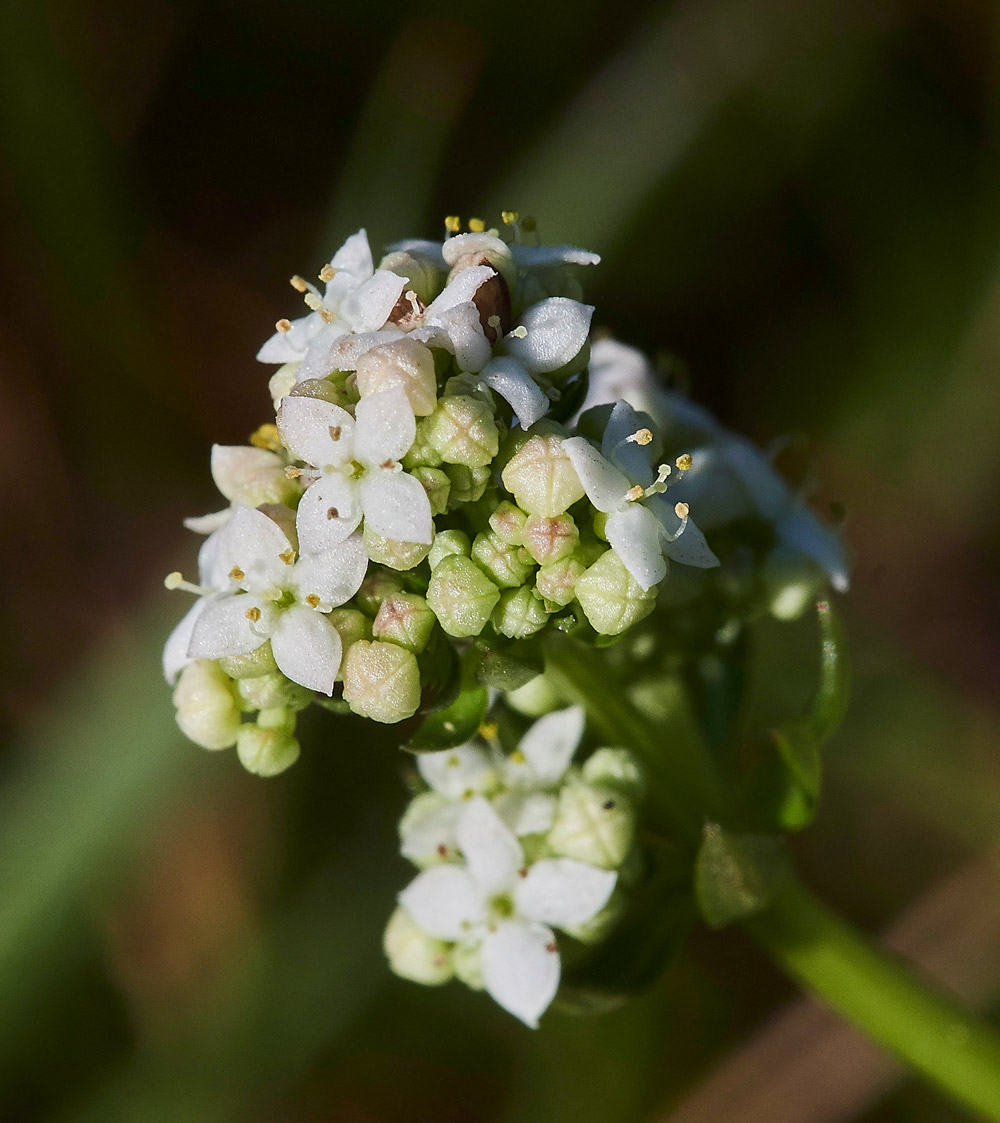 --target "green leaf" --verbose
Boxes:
[773,719,822,801]
[694,822,790,929]
[811,598,850,745]
[404,649,488,752]
[476,638,544,691]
